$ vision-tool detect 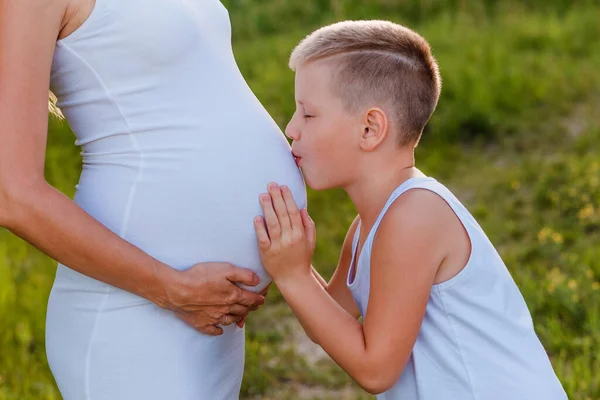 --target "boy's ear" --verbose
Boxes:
[359,107,389,152]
